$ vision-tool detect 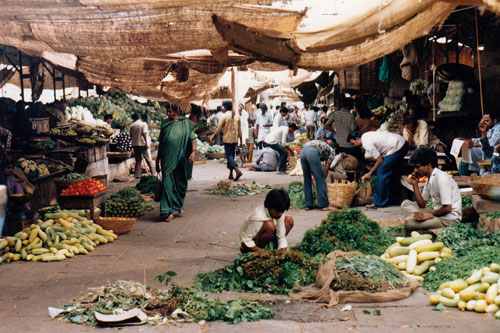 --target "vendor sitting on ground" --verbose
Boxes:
[463,112,500,174]
[252,147,279,171]
[240,189,294,253]
[401,148,462,236]
[263,124,297,174]
[403,114,445,154]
